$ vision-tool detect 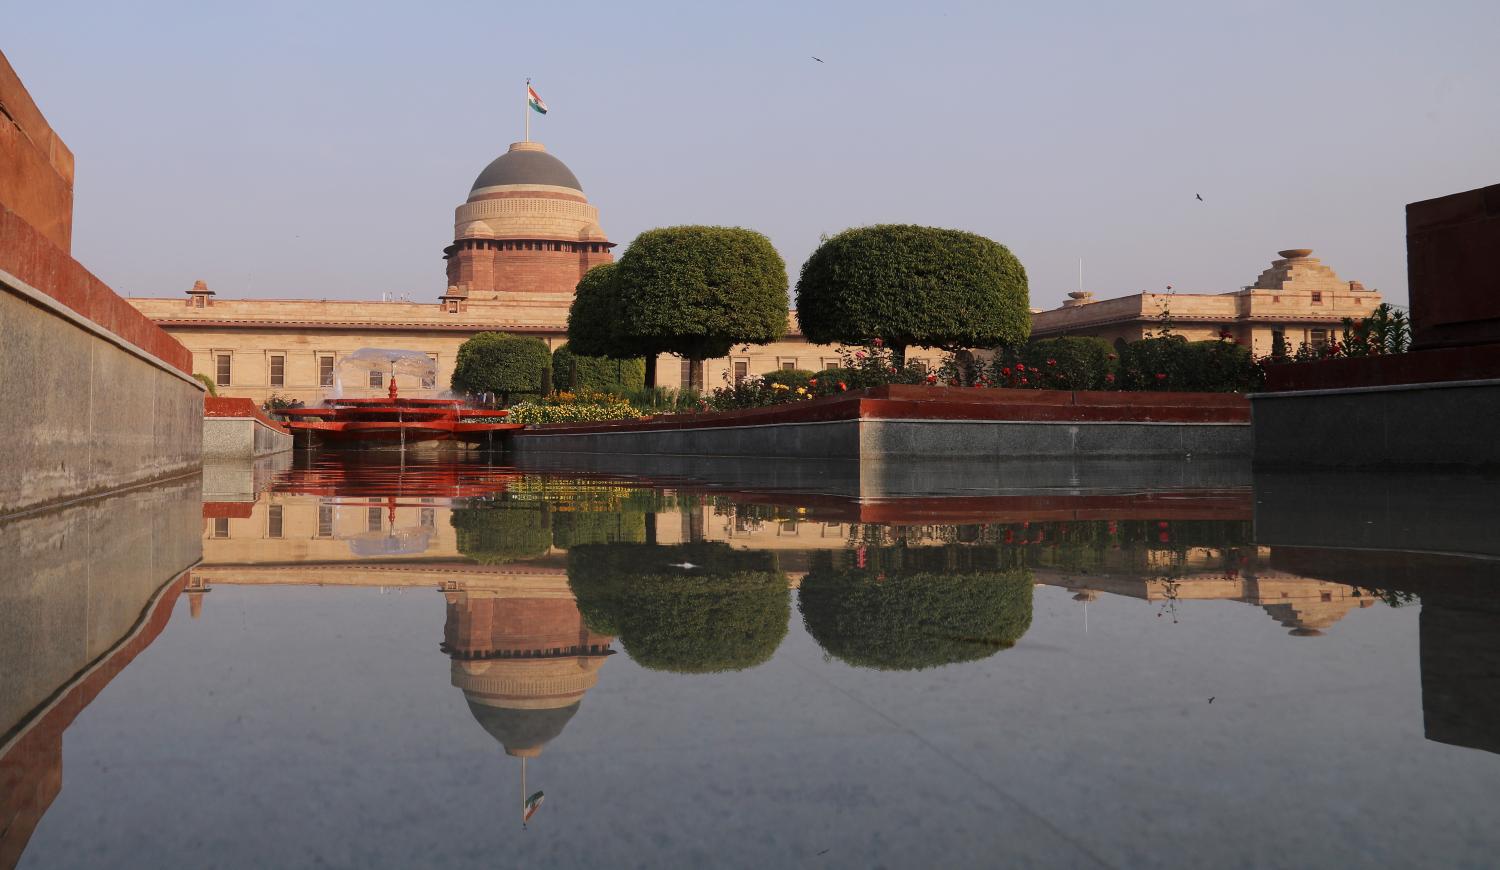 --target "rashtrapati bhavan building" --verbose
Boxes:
[129,141,1380,404]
